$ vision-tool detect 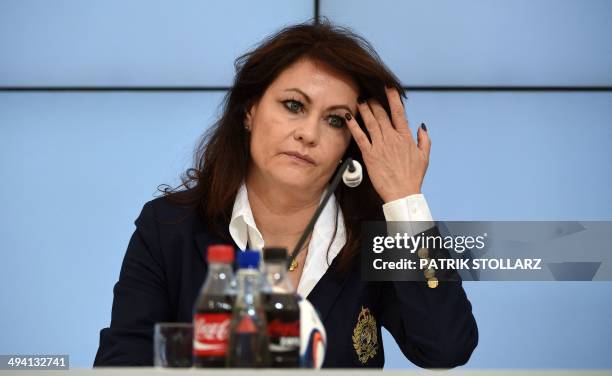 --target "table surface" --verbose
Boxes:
[1,369,610,375]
